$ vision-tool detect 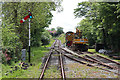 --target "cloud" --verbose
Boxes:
[49,0,87,33]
